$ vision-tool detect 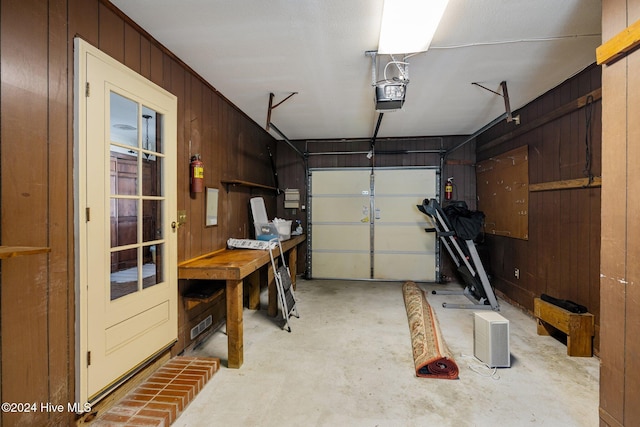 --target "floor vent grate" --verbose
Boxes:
[190,315,213,340]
